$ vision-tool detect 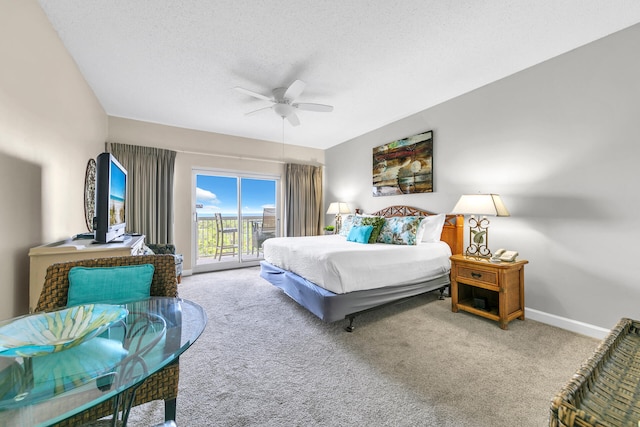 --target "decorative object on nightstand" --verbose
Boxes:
[326,202,351,233]
[450,254,528,330]
[451,193,510,258]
